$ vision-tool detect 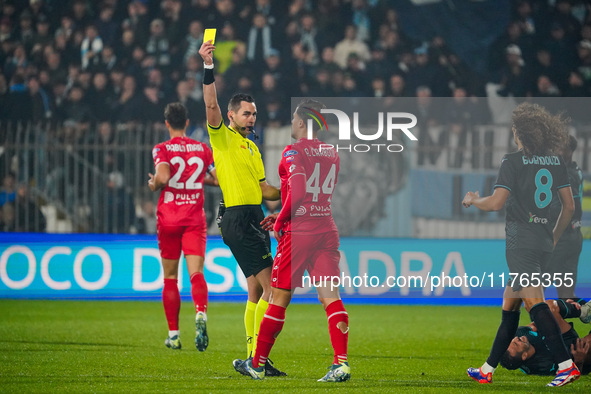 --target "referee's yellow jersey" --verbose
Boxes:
[207,120,266,207]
